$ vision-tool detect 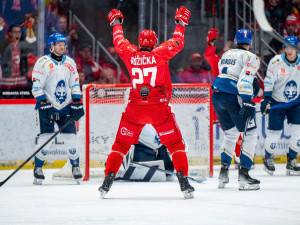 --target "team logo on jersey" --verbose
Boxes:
[41,149,48,156]
[55,80,67,104]
[270,143,276,150]
[120,127,133,137]
[49,63,54,69]
[284,80,297,101]
[69,148,77,155]
[64,62,74,72]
